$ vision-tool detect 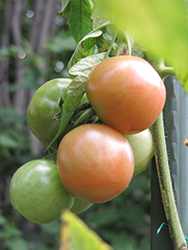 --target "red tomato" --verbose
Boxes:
[86,56,166,134]
[57,123,134,203]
